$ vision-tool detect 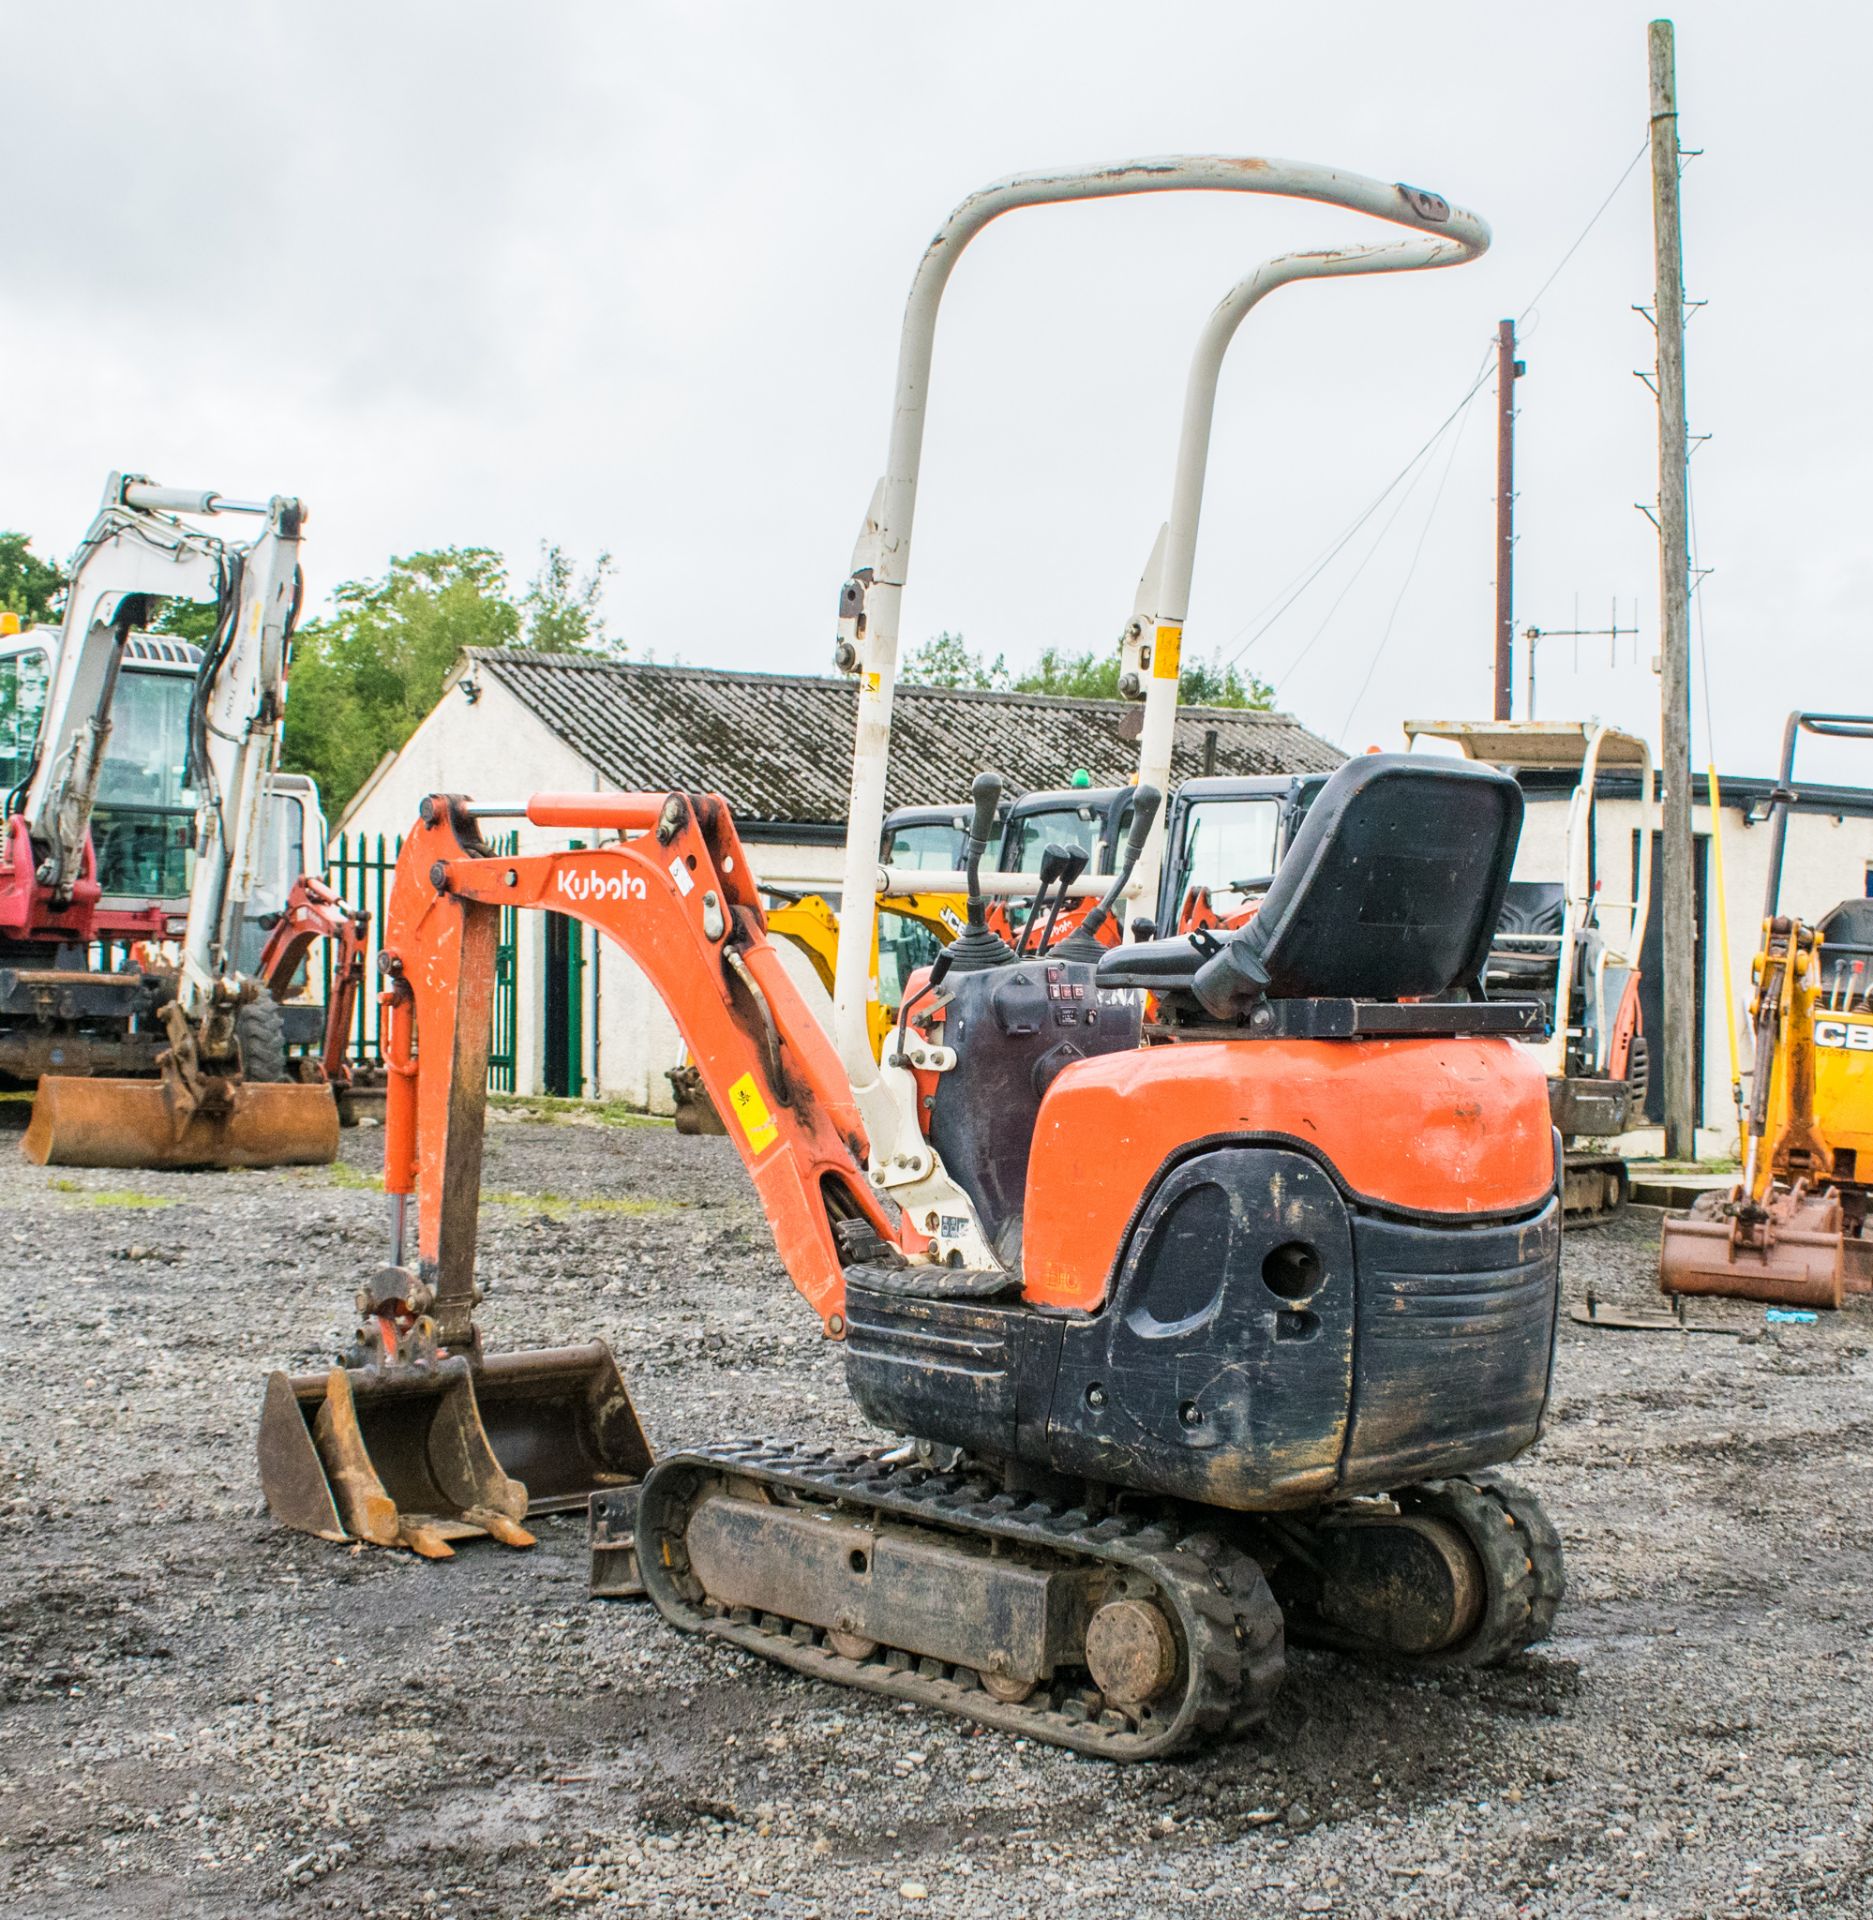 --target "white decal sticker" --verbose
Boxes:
[556,867,647,903]
[1815,1019,1873,1051]
[669,856,696,897]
